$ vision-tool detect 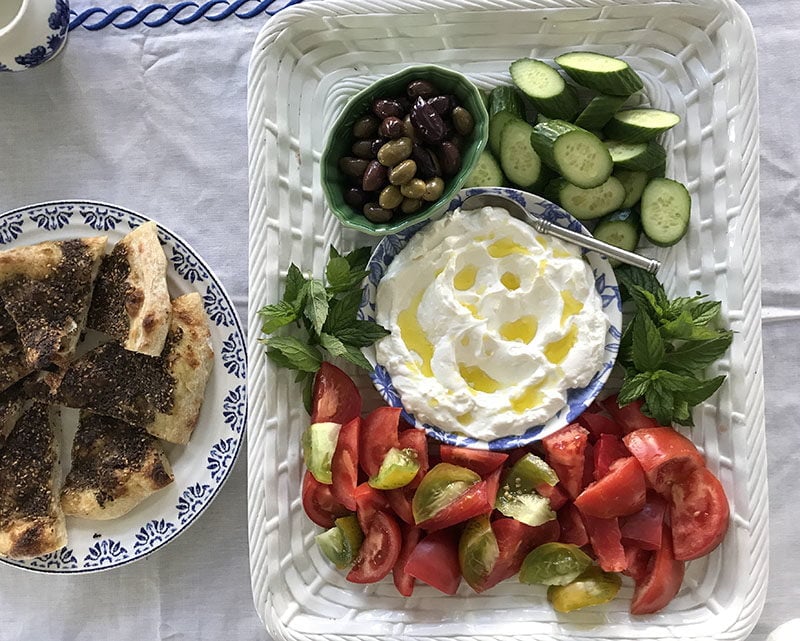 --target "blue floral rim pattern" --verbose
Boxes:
[0,200,246,574]
[358,187,623,452]
[69,0,303,30]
